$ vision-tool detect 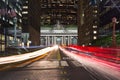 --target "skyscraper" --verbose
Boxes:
[0,0,23,52]
[78,0,99,46]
